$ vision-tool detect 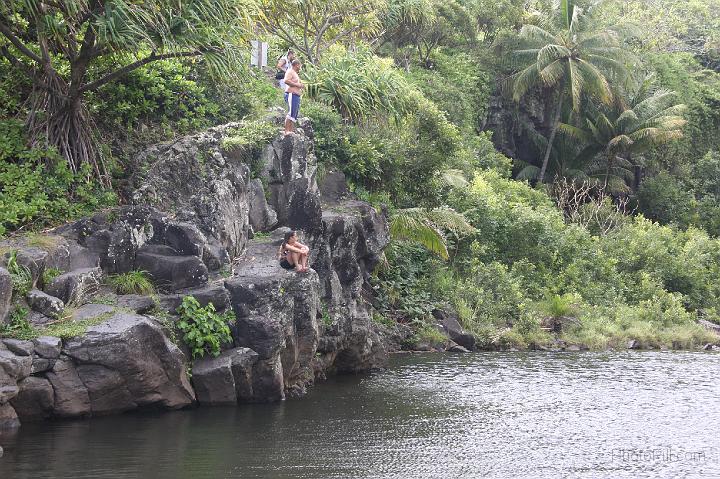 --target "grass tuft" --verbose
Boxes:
[106,270,155,295]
